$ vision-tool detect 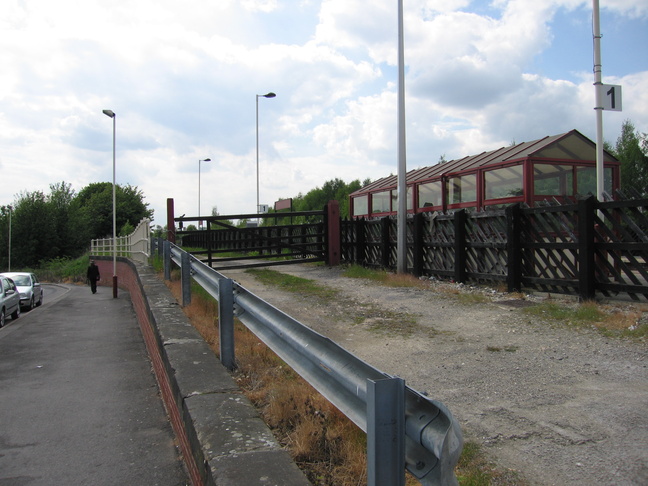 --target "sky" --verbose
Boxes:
[1,0,647,227]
